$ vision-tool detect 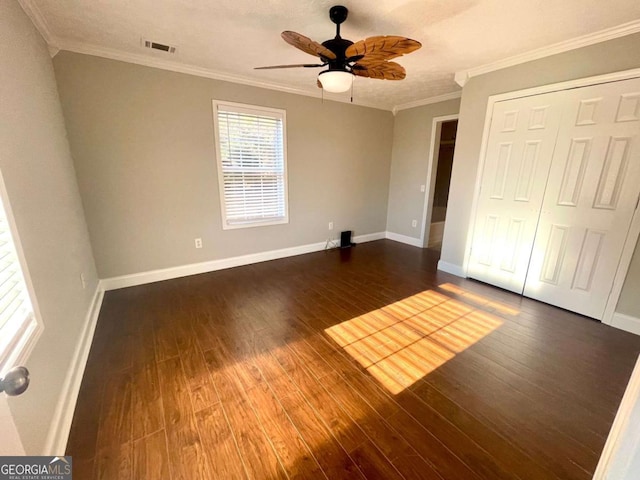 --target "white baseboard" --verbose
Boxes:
[42,284,104,455]
[385,231,423,248]
[437,260,466,278]
[352,232,386,244]
[611,312,640,336]
[101,232,386,291]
